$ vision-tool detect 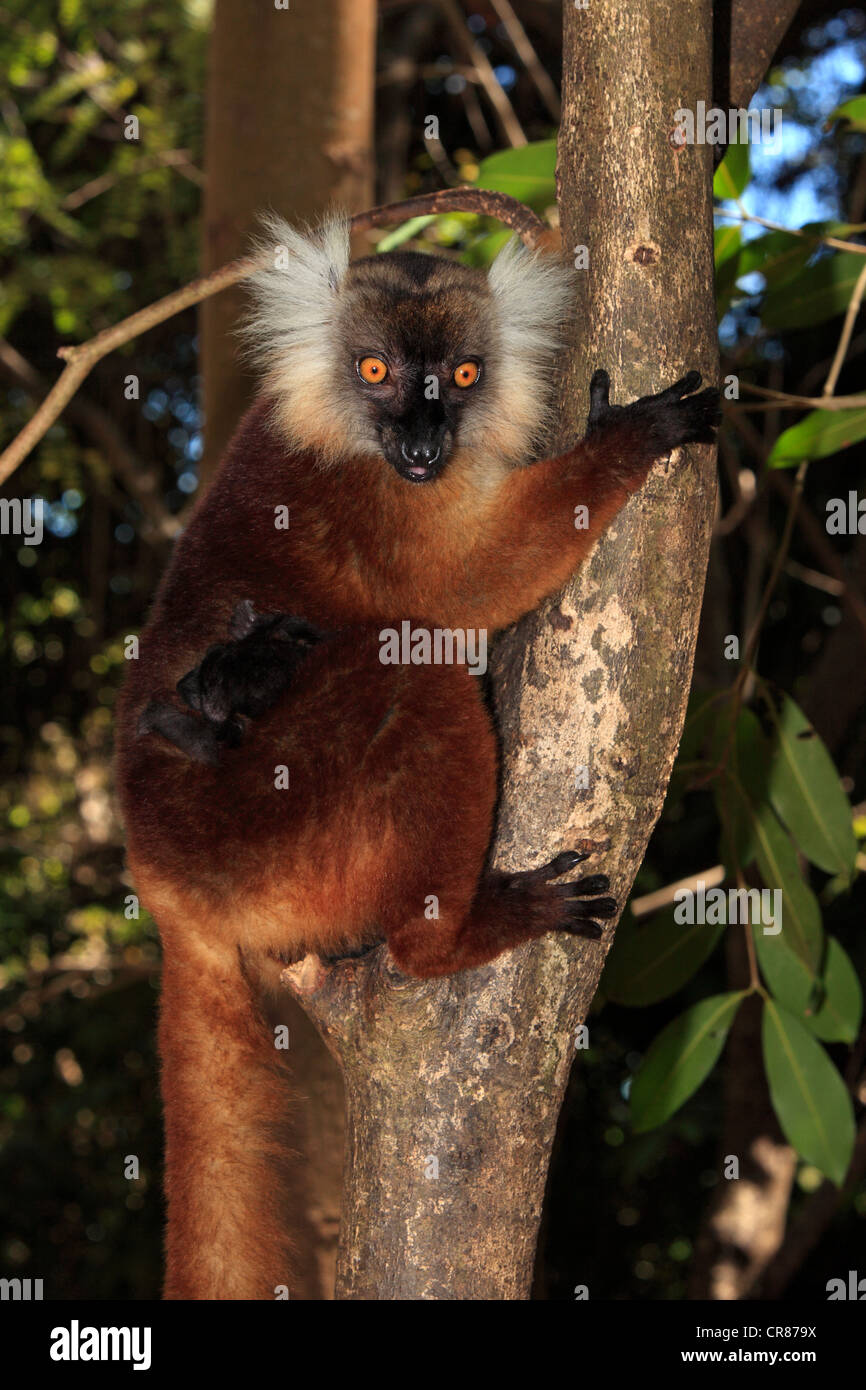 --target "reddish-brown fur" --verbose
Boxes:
[114,393,677,1298]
